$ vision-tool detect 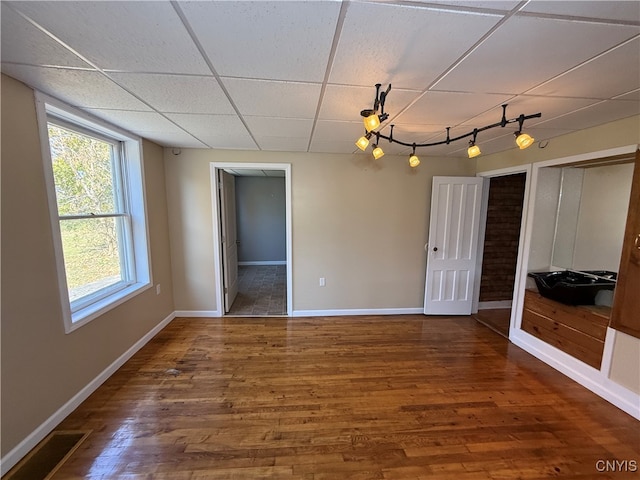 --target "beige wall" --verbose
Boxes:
[164,149,475,313]
[610,331,640,394]
[0,75,175,457]
[477,115,640,395]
